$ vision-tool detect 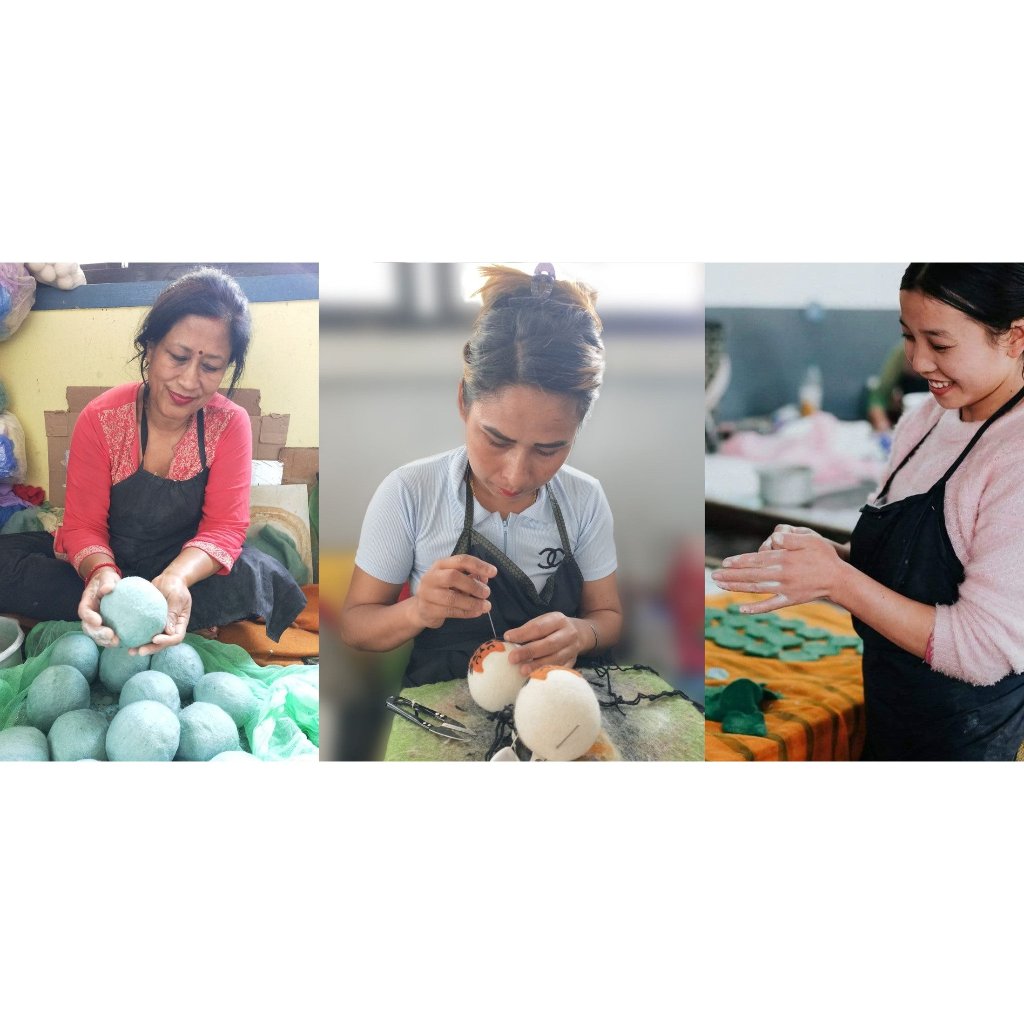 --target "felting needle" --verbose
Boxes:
[473,572,498,639]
